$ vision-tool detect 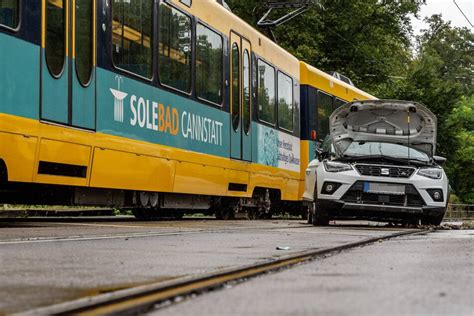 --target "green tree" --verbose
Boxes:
[391,16,473,202]
[445,96,474,203]
[226,0,421,94]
